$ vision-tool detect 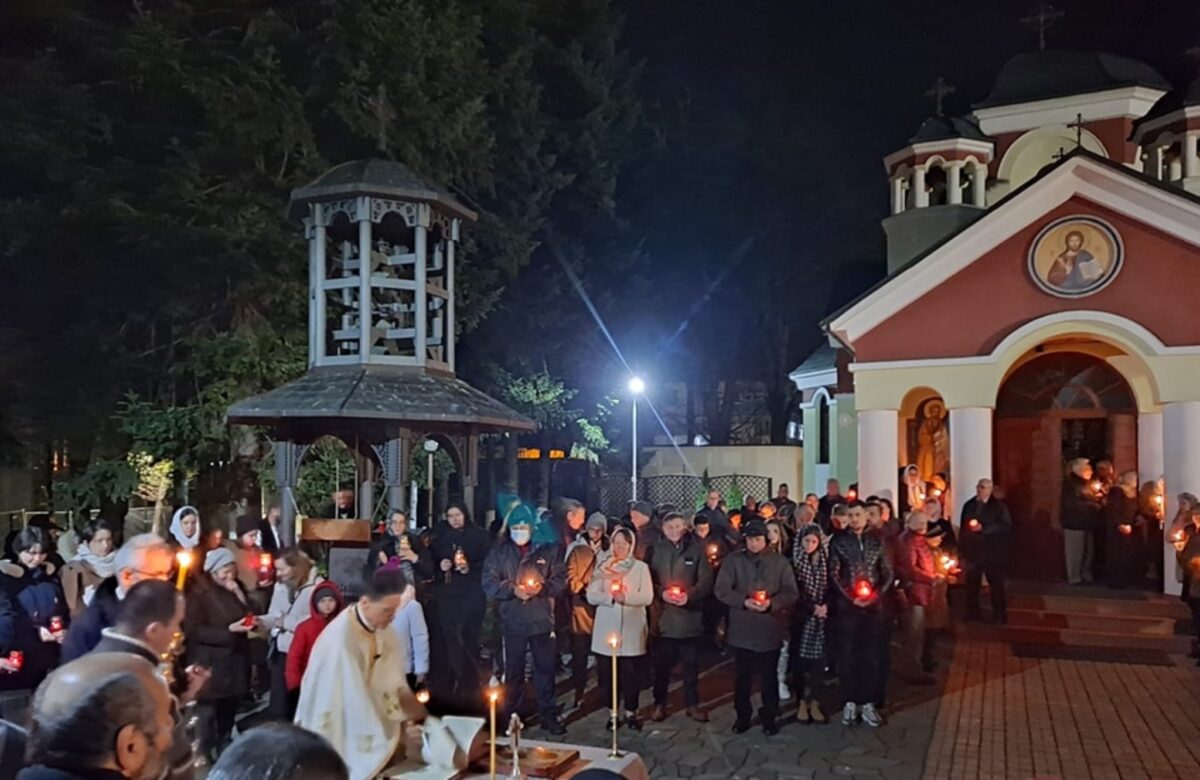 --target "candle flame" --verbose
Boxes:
[607,633,620,649]
[176,550,193,568]
[259,552,273,567]
[487,688,501,703]
[415,689,430,704]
